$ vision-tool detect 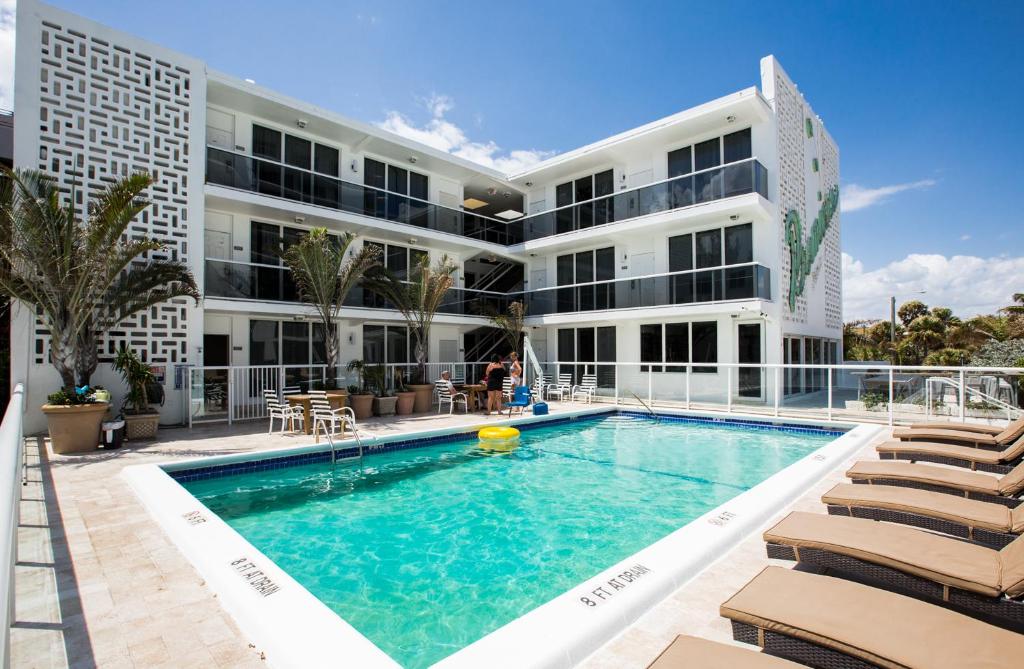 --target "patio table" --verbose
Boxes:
[285,391,348,434]
[455,383,486,412]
